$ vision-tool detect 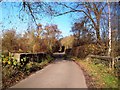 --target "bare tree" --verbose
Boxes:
[19,2,107,44]
[52,2,107,43]
[44,24,62,52]
[2,29,19,52]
